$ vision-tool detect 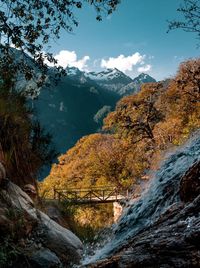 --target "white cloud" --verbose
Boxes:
[101,52,145,73]
[47,50,90,70]
[137,64,152,73]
